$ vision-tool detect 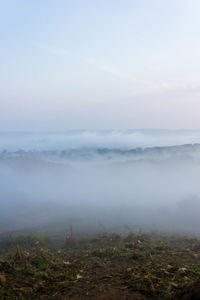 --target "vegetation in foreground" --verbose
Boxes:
[1,231,200,299]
